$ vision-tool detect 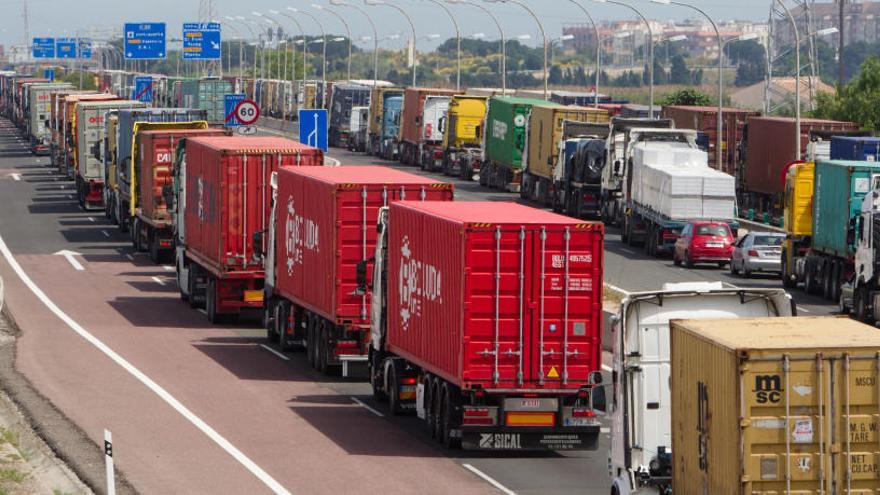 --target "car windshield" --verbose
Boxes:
[753,235,784,247]
[695,225,730,237]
